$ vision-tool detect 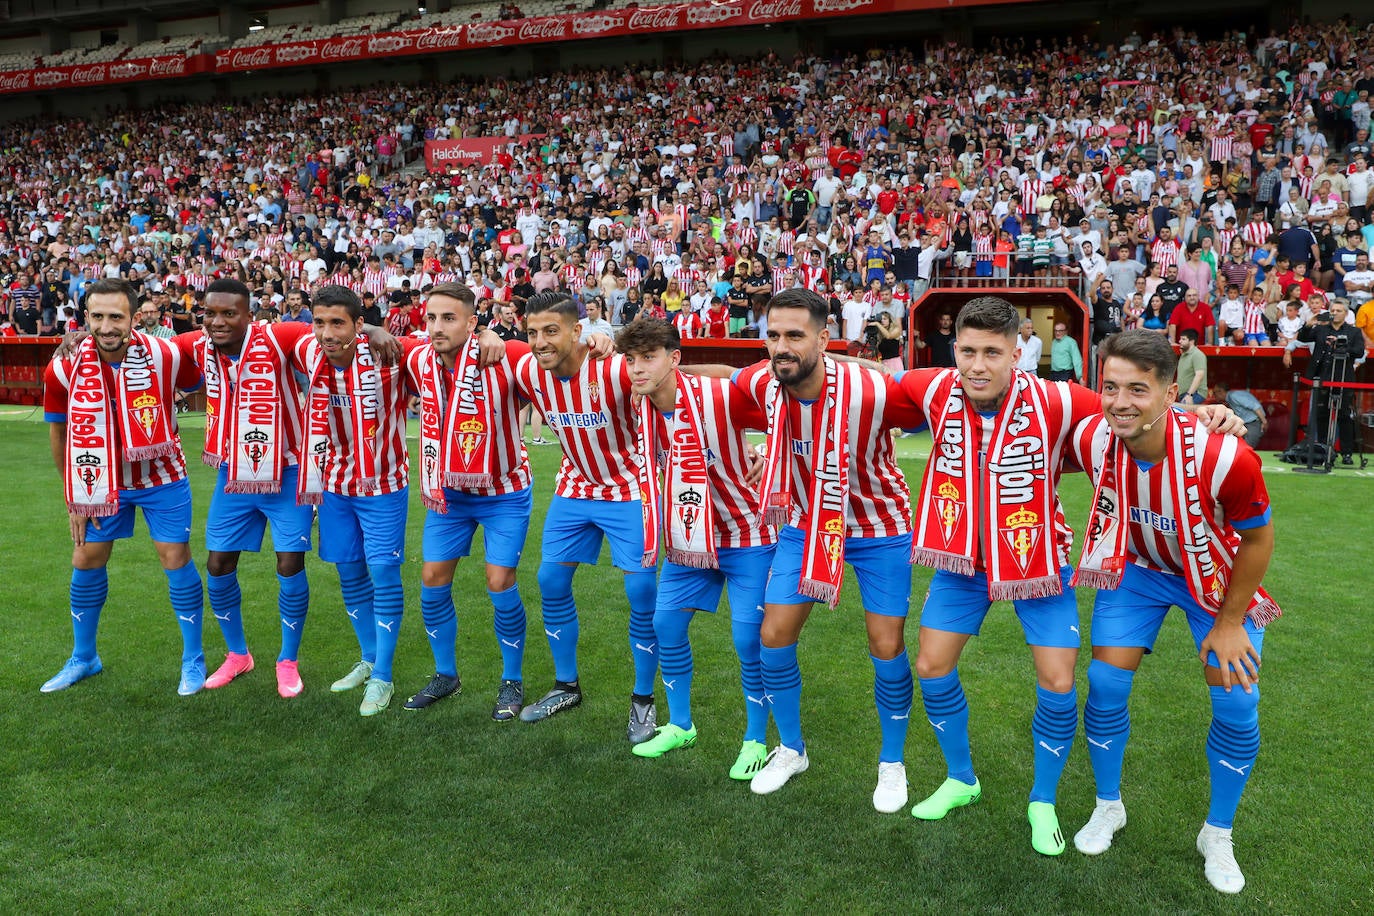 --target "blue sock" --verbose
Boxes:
[369,564,403,683]
[760,643,804,753]
[276,571,309,662]
[207,572,248,655]
[1030,685,1079,804]
[919,669,975,784]
[731,606,767,743]
[653,607,694,729]
[337,561,376,664]
[873,651,914,764]
[1205,685,1261,829]
[537,562,579,683]
[1083,659,1135,801]
[420,584,458,678]
[489,586,526,681]
[624,570,659,696]
[165,561,205,665]
[69,567,107,662]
